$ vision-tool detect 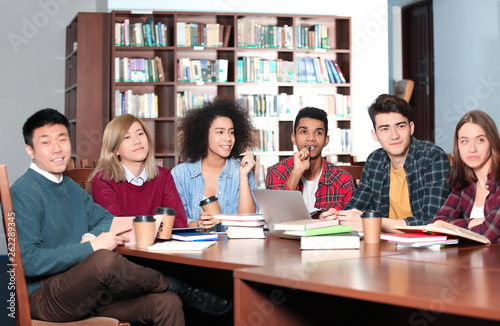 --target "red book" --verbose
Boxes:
[380,232,447,243]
